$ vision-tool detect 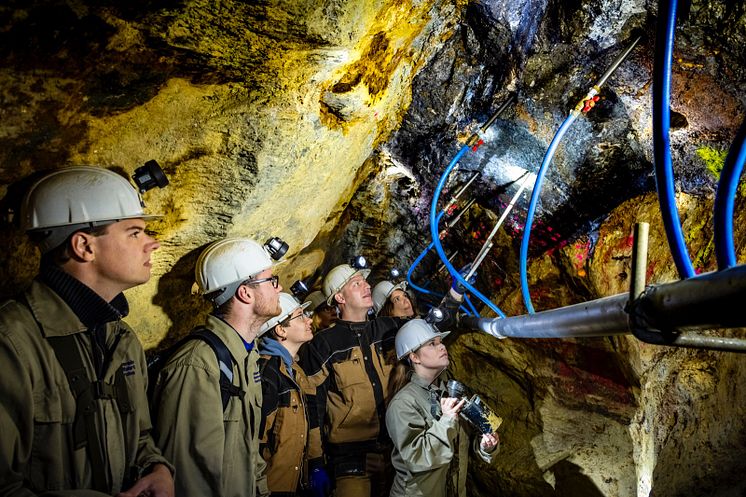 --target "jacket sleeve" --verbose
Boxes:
[385,394,458,474]
[255,452,269,497]
[258,365,279,462]
[151,354,225,497]
[132,345,173,476]
[472,436,499,464]
[302,383,323,462]
[437,290,464,332]
[0,322,113,497]
[297,340,330,448]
